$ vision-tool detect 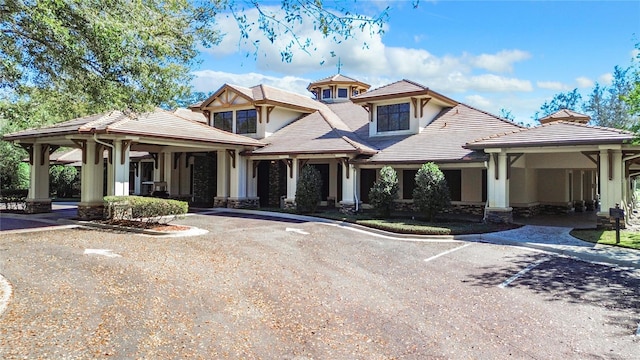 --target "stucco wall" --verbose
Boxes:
[263,108,307,138]
[461,168,483,202]
[536,169,567,203]
[525,153,595,169]
[509,167,538,204]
